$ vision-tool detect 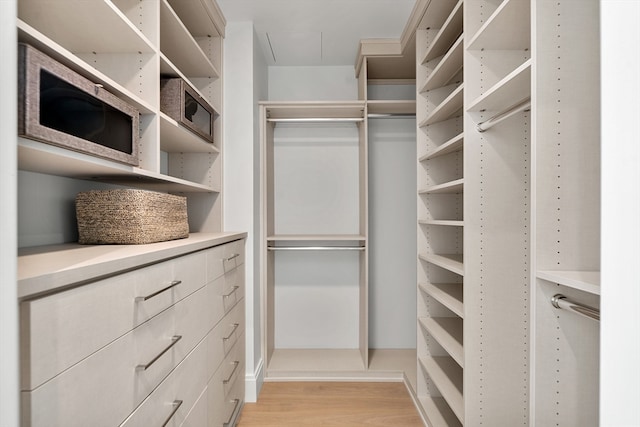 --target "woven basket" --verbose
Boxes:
[76,189,189,244]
